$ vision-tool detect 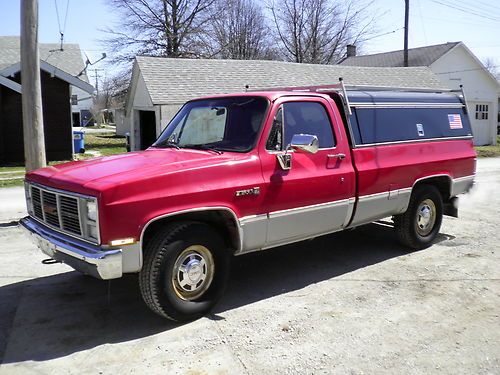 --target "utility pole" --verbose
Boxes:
[94,69,99,95]
[404,0,409,67]
[92,68,104,96]
[21,0,46,171]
